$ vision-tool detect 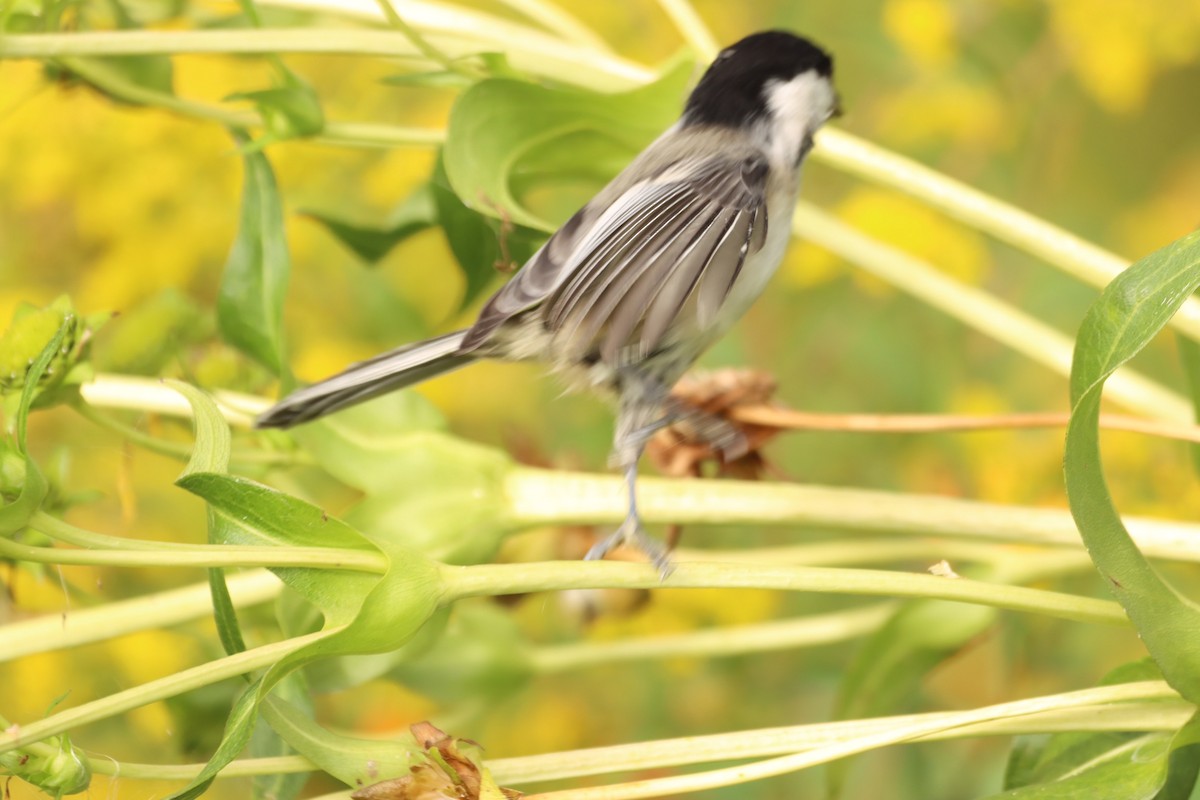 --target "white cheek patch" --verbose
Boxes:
[763,72,836,165]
